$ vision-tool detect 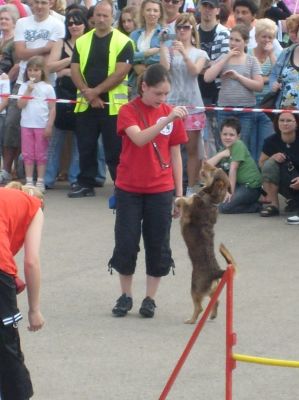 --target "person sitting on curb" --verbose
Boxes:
[259,111,299,218]
[207,116,262,214]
